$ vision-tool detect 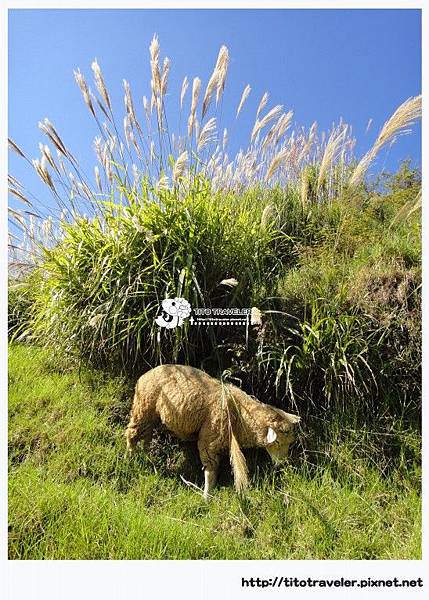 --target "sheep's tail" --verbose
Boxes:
[230,431,249,494]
